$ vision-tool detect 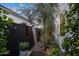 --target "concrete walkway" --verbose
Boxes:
[30,42,47,56]
[31,42,44,51]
